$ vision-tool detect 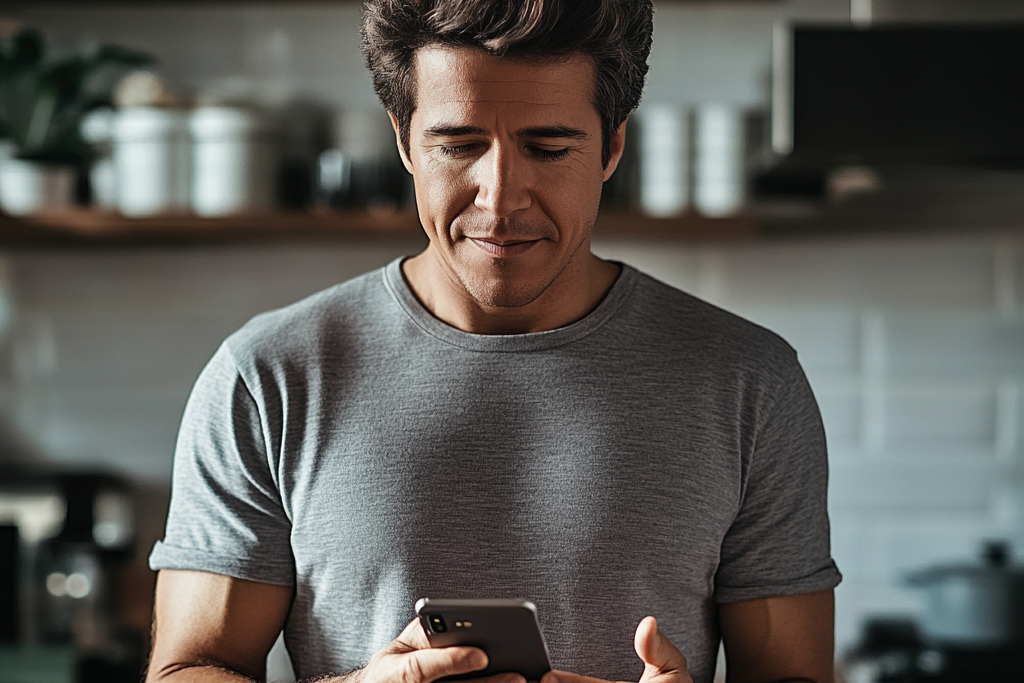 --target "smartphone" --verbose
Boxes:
[414,598,552,681]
